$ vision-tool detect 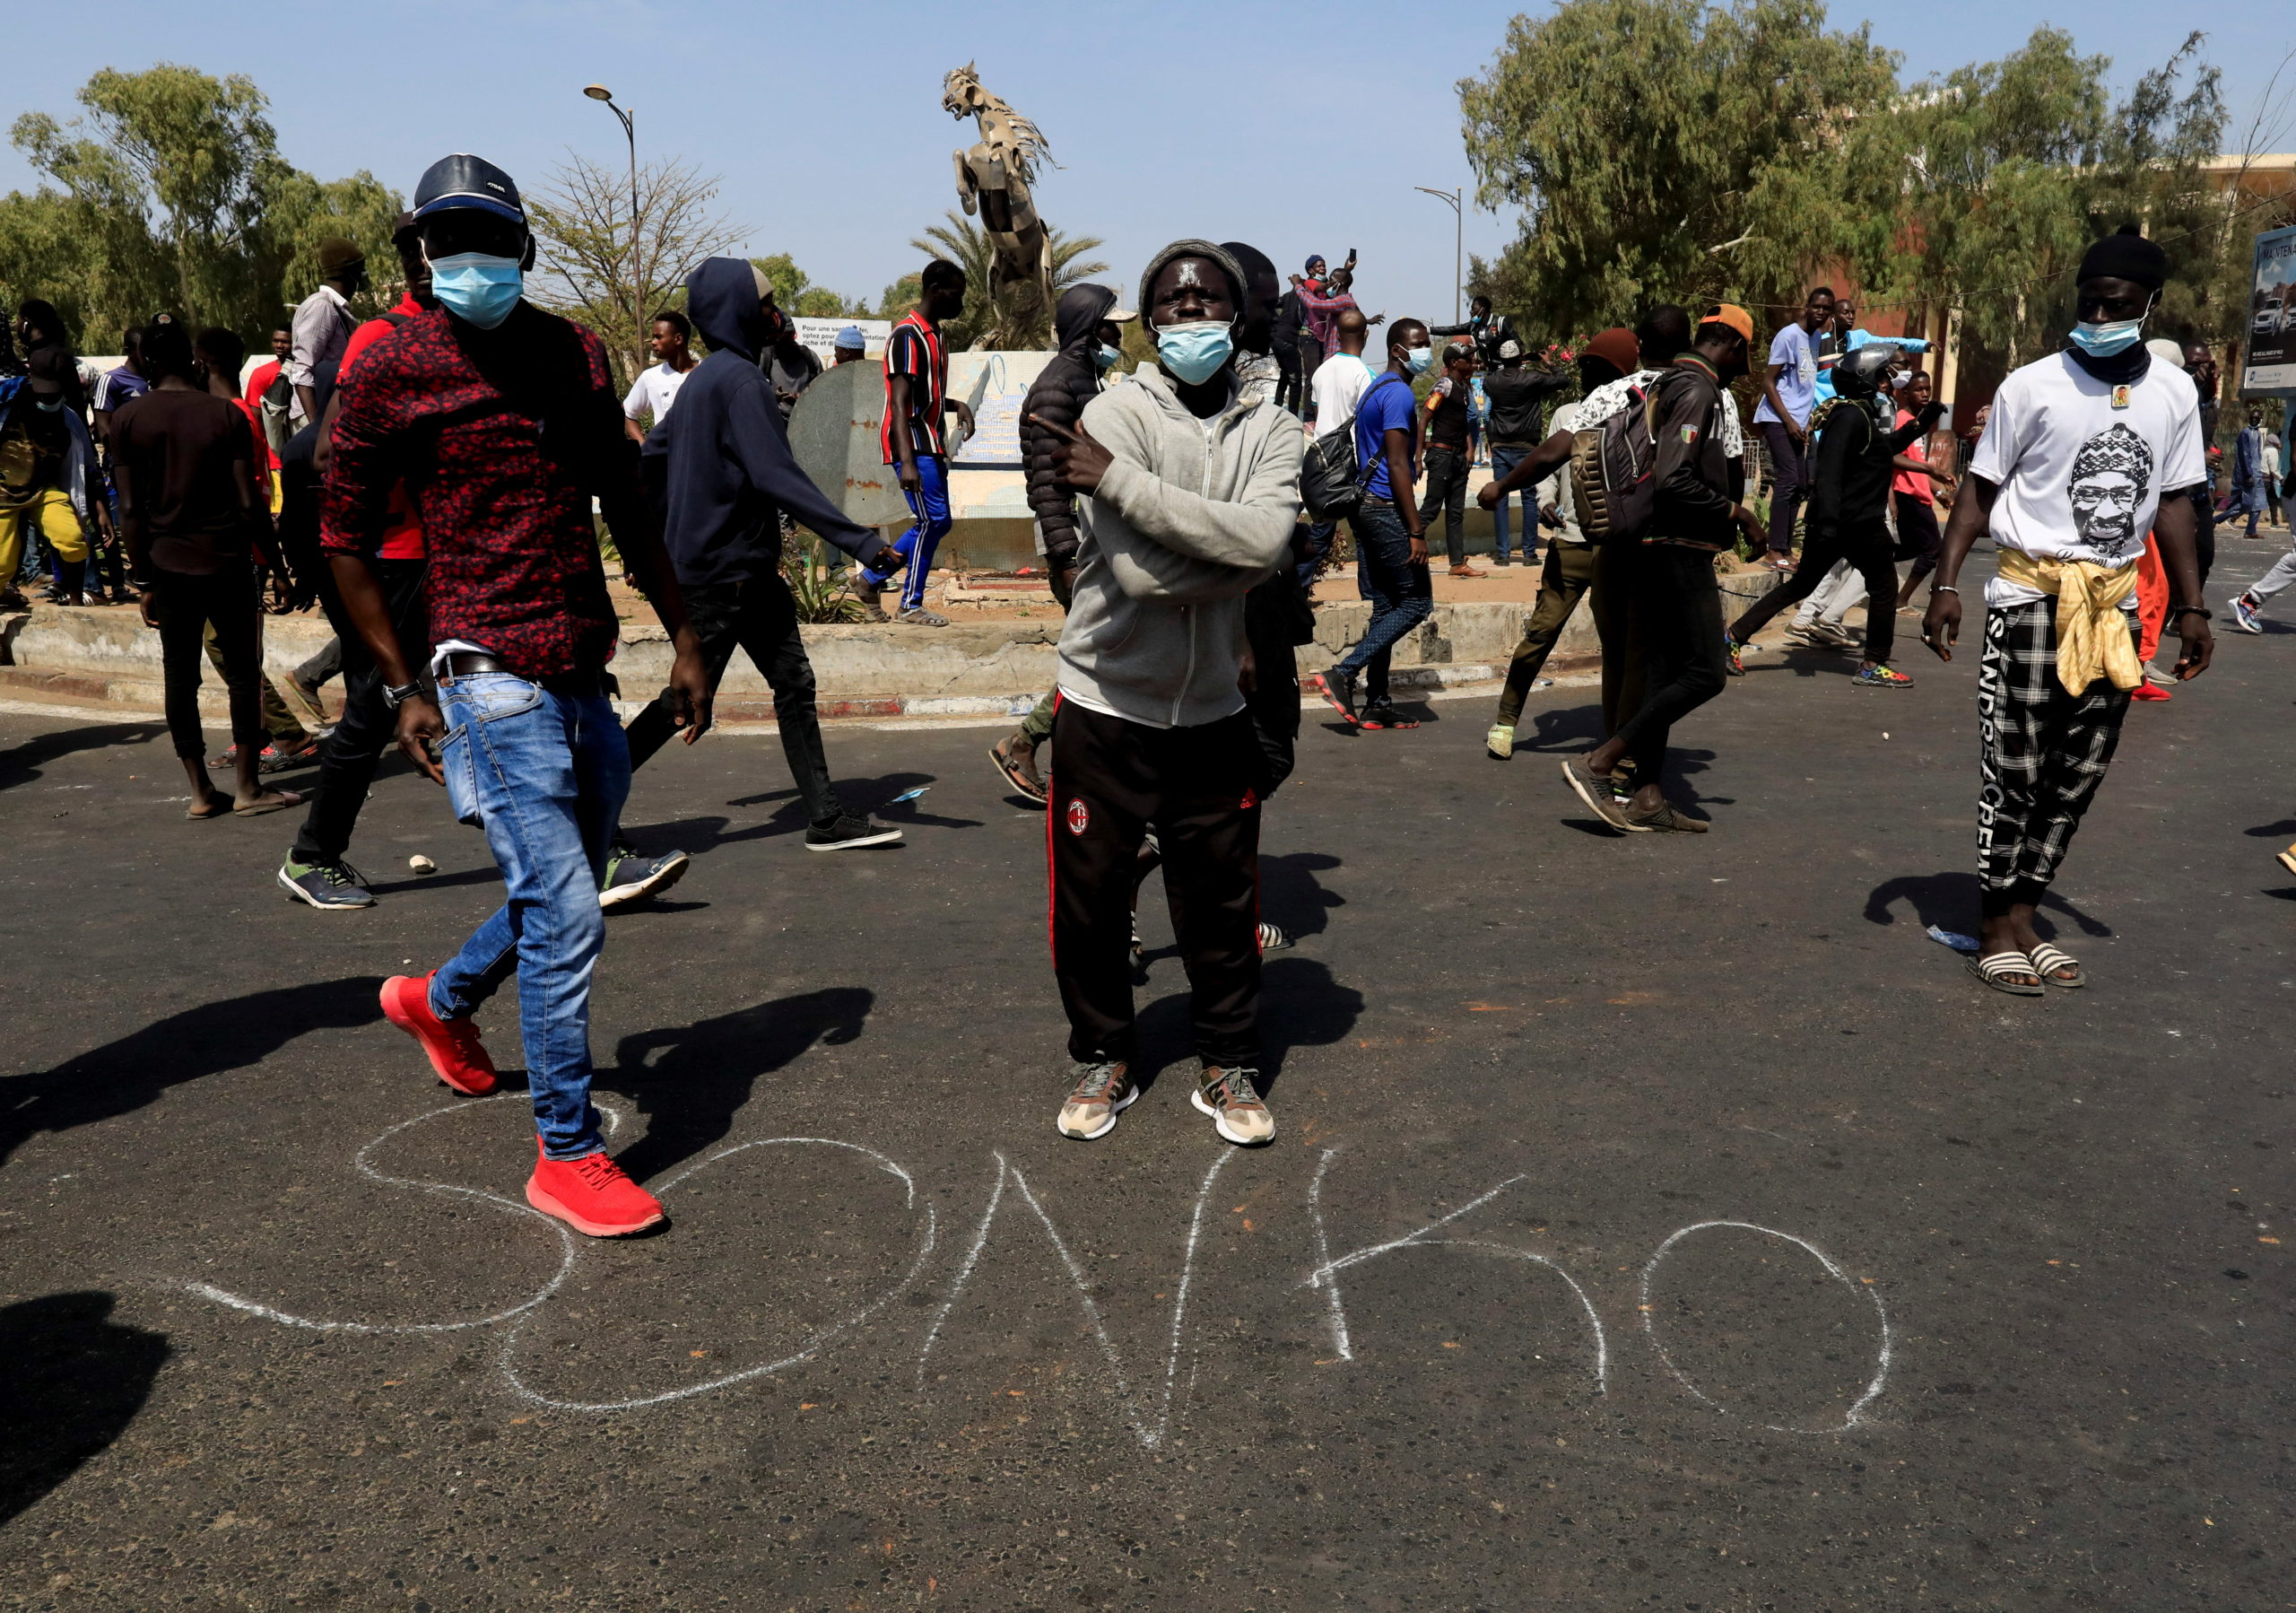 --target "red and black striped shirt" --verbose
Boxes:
[879,310,948,465]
